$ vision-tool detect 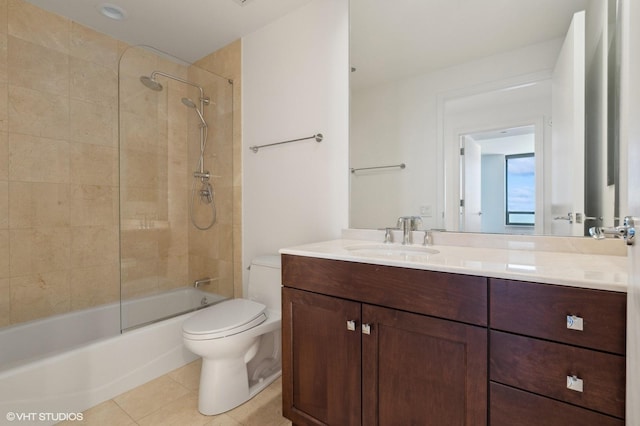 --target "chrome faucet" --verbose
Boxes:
[589,216,636,245]
[397,216,422,245]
